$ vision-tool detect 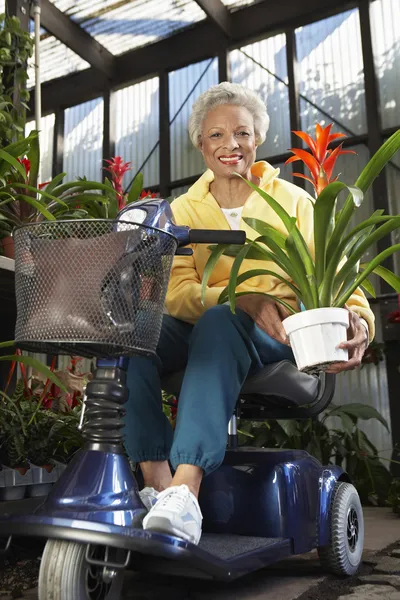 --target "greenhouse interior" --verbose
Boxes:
[0,0,399,598]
